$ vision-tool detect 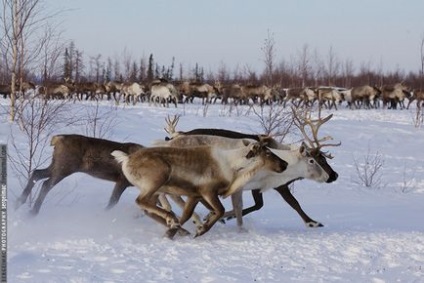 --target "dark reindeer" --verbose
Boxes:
[15,134,144,215]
